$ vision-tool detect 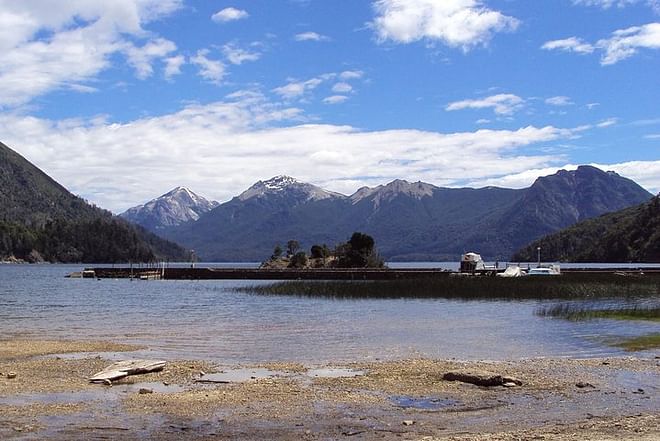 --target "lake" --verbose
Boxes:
[1,264,658,364]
